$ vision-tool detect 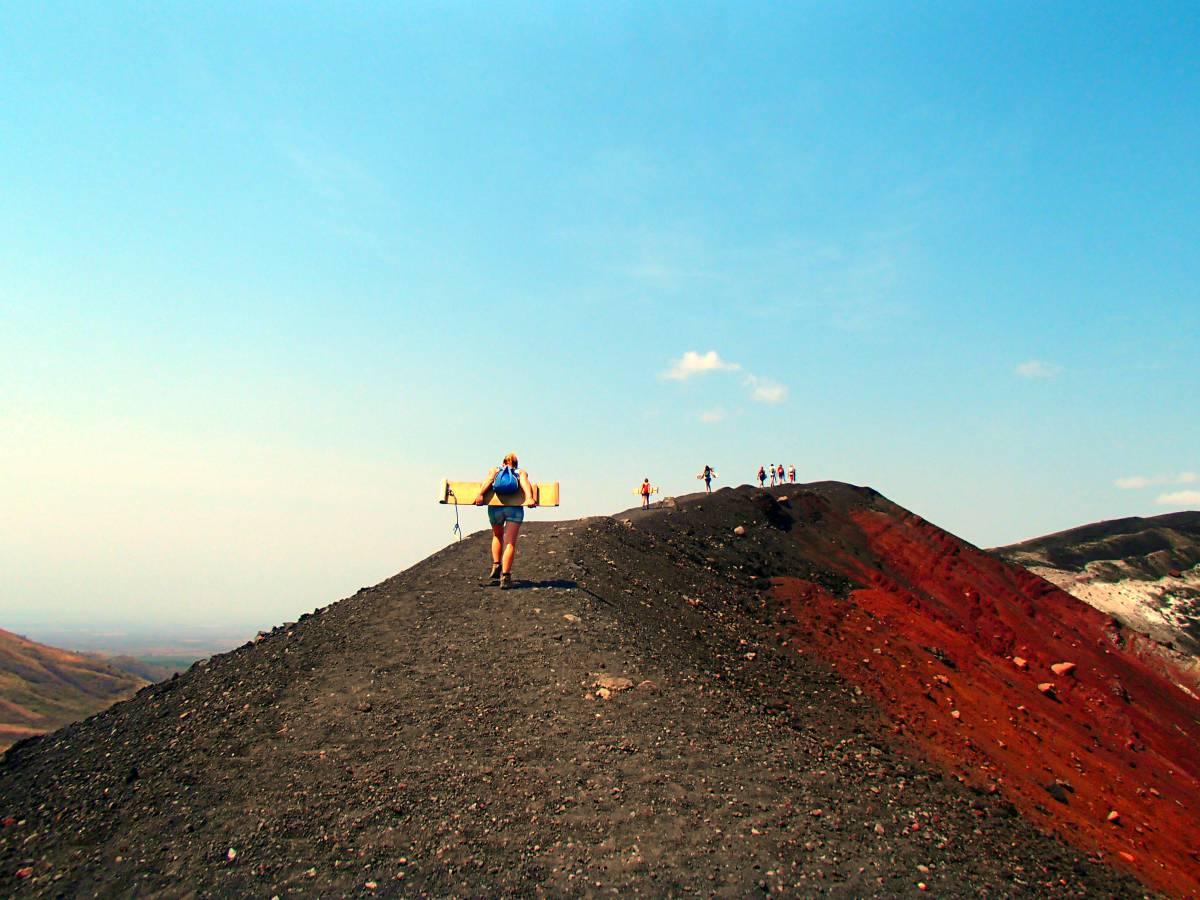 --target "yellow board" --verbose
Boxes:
[439,479,560,507]
[632,486,660,496]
